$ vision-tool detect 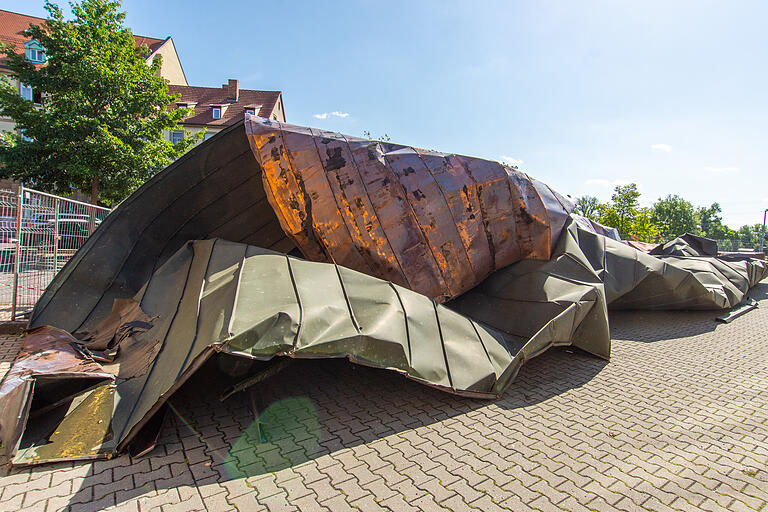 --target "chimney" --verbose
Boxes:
[226,79,239,102]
